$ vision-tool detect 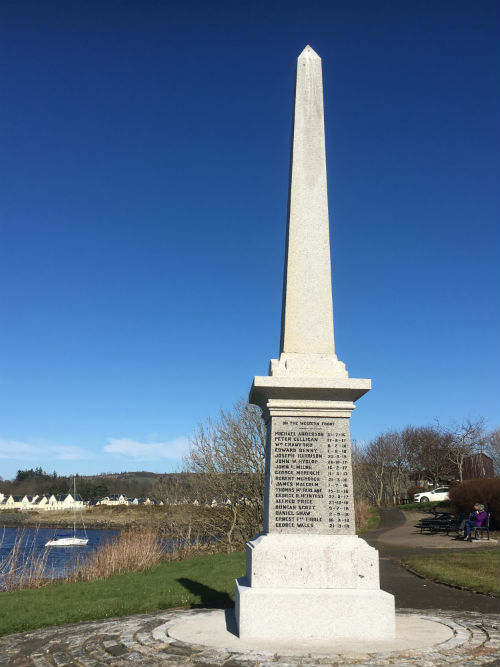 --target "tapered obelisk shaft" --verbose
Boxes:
[280,45,334,356]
